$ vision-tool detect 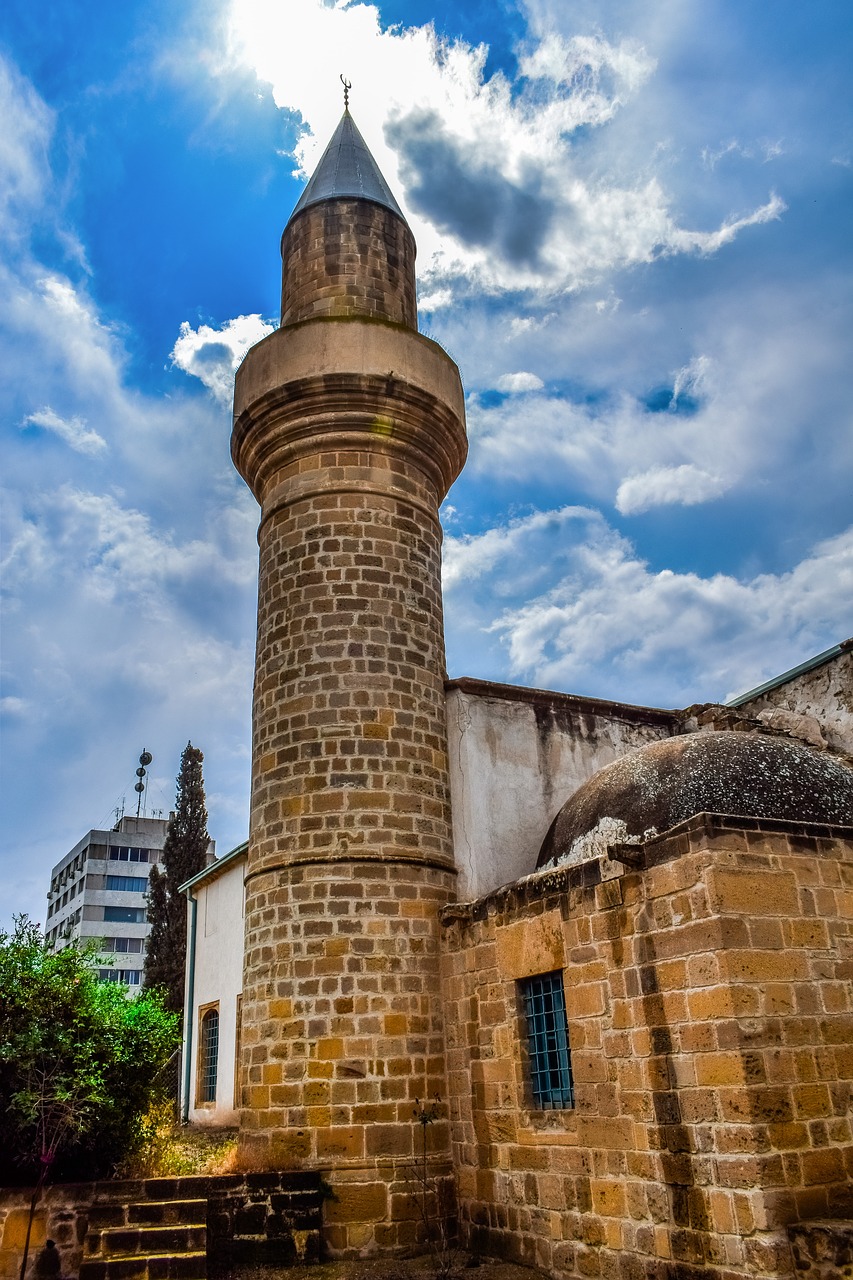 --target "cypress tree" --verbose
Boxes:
[143,742,210,1015]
